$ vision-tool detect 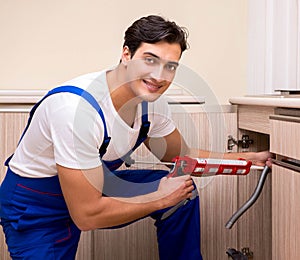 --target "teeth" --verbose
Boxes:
[145,80,160,89]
